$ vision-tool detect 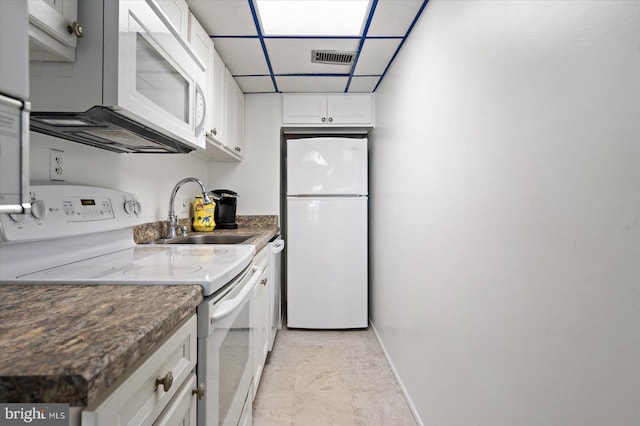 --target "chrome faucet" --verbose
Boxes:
[167,177,213,239]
